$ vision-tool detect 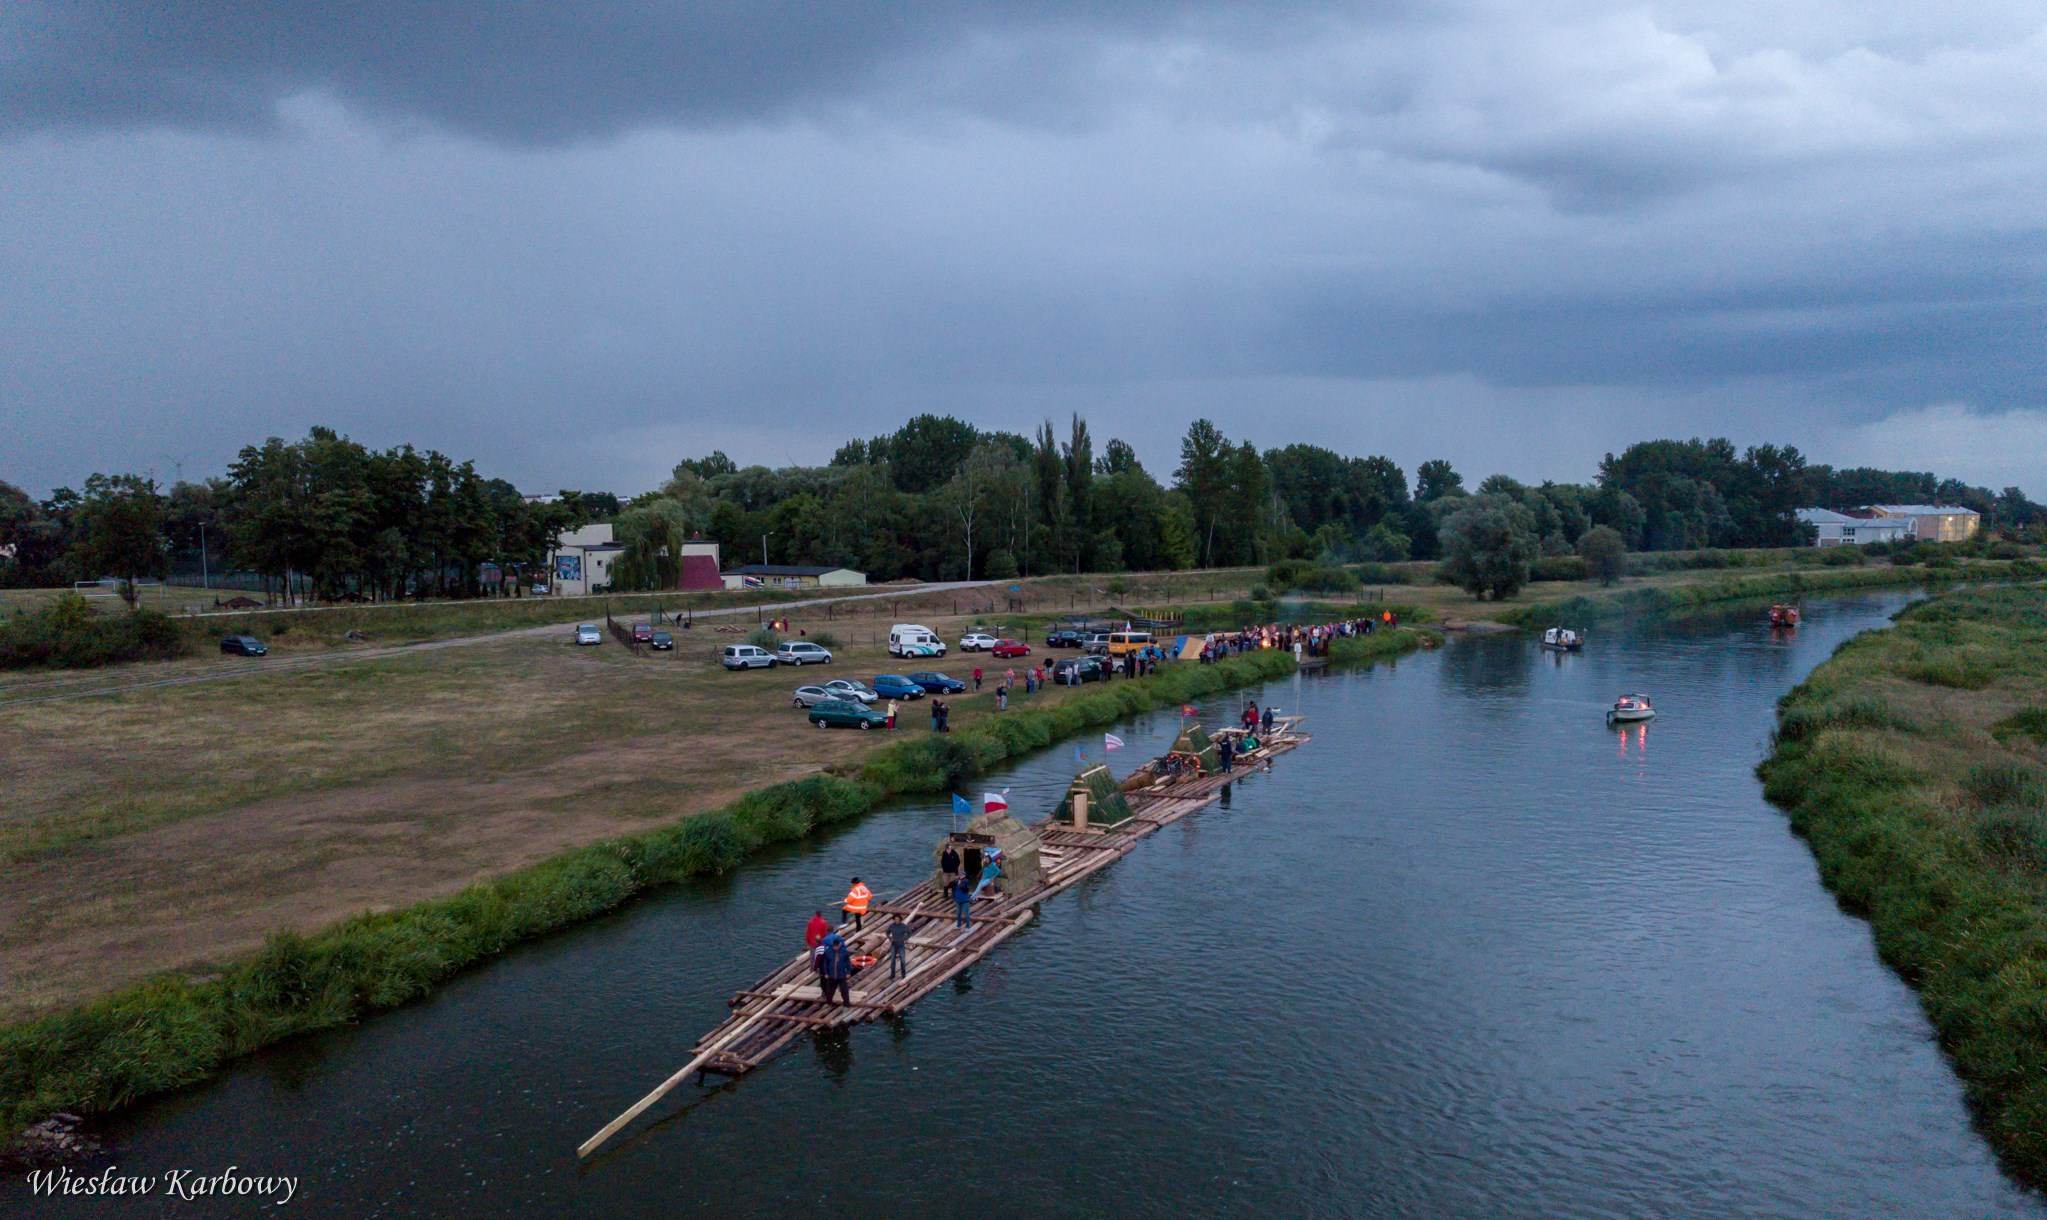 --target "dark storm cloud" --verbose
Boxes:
[0,0,1346,143]
[2,1,2044,500]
